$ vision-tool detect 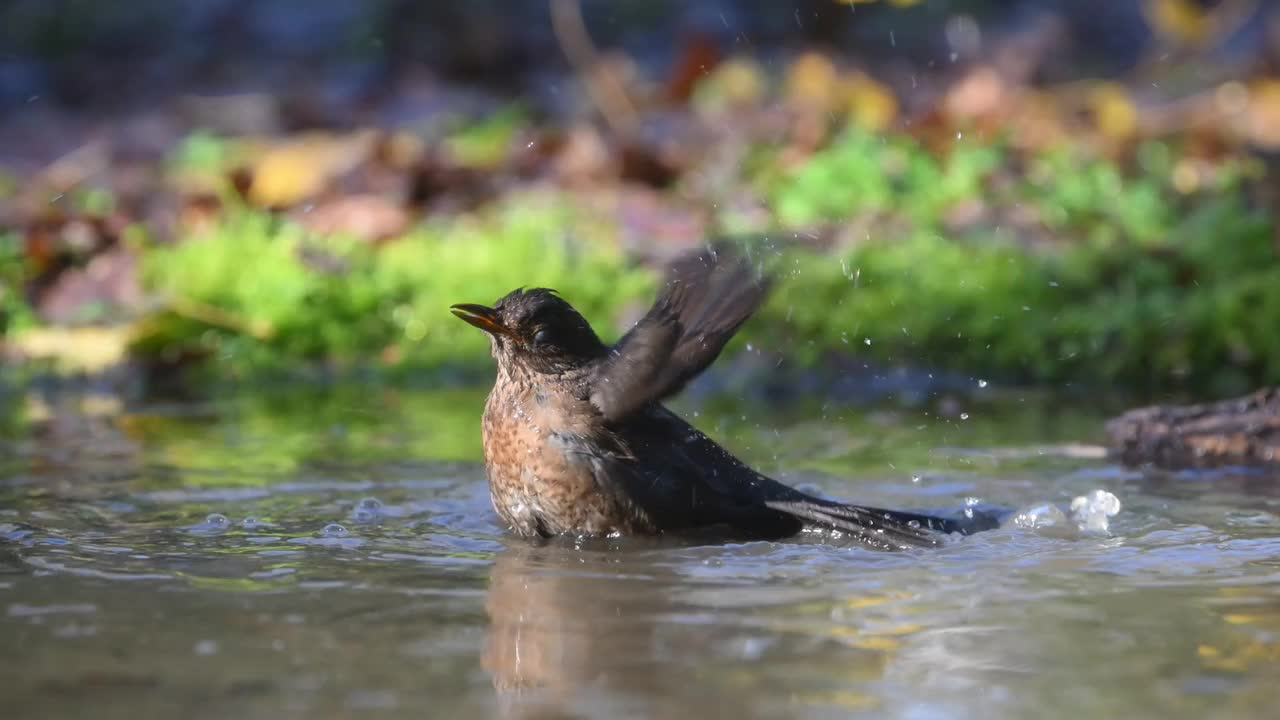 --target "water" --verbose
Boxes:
[3,386,1279,719]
